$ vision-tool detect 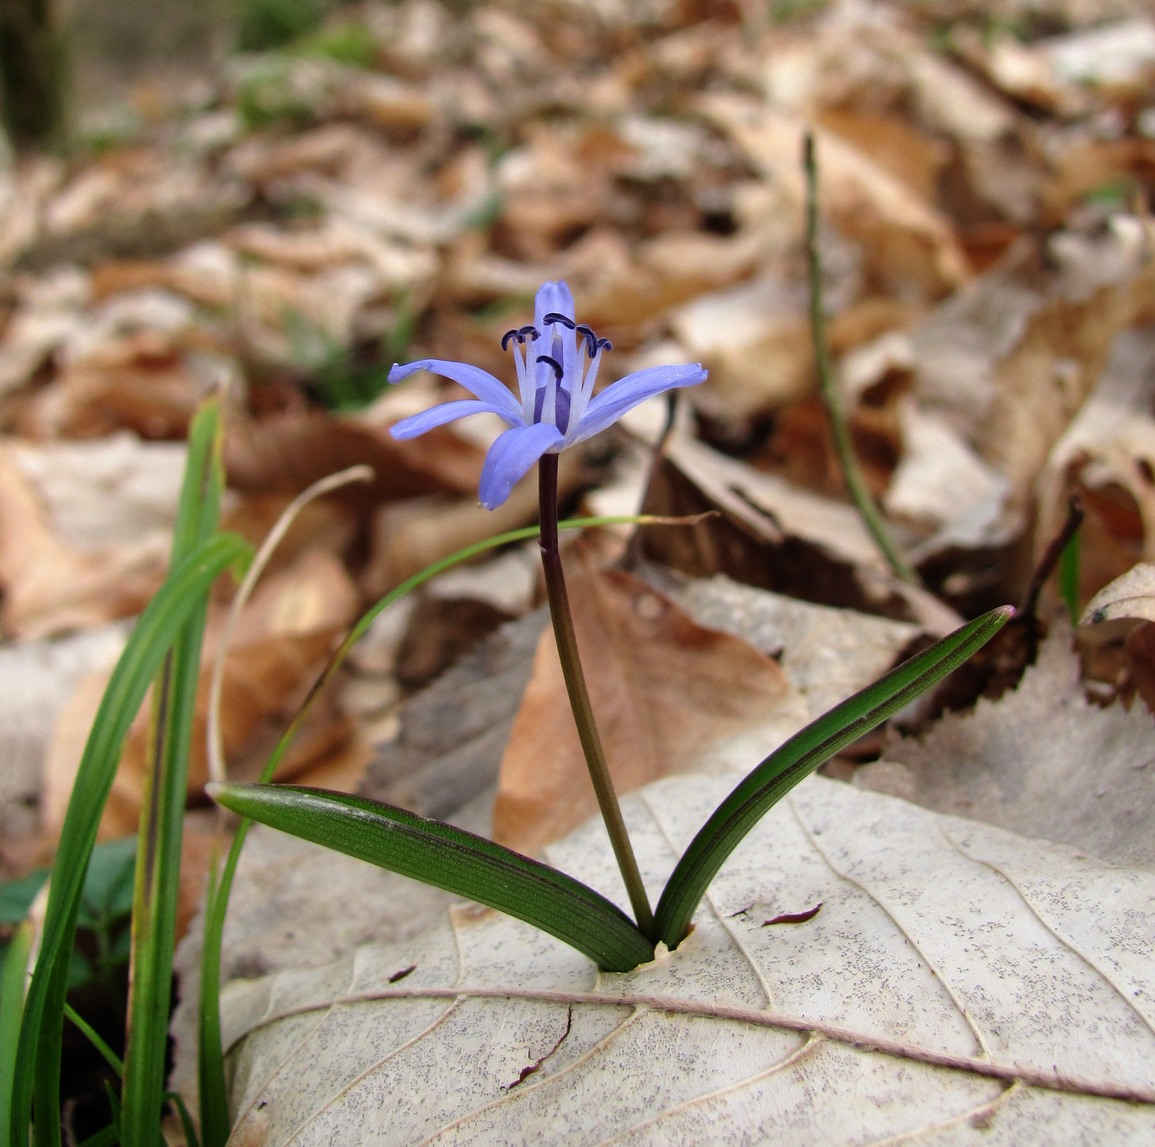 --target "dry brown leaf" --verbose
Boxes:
[901,227,1155,578]
[885,400,1009,541]
[14,339,208,440]
[960,17,1155,116]
[394,595,515,692]
[224,409,472,504]
[700,96,969,299]
[0,266,91,398]
[1044,137,1155,224]
[9,146,246,272]
[491,545,796,854]
[815,109,948,206]
[669,272,814,422]
[569,230,755,334]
